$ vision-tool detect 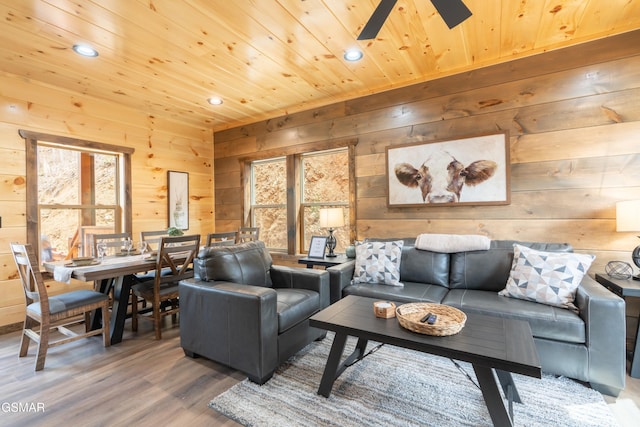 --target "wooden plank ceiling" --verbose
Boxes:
[1,0,639,131]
